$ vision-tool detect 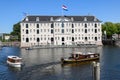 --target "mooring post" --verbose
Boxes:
[92,61,100,80]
